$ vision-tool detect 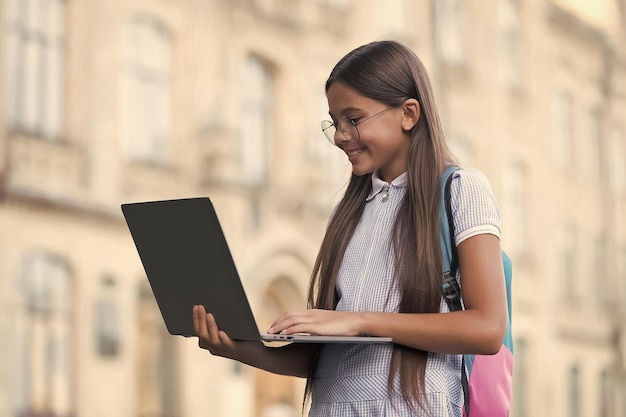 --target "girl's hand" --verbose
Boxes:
[193,305,320,378]
[193,304,259,359]
[267,309,364,337]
